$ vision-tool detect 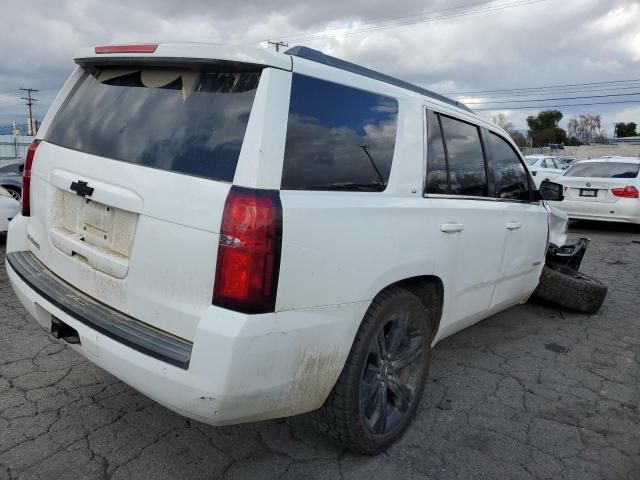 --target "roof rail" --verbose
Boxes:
[284,46,472,113]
